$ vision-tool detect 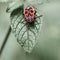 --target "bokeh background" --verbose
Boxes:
[0,0,60,60]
